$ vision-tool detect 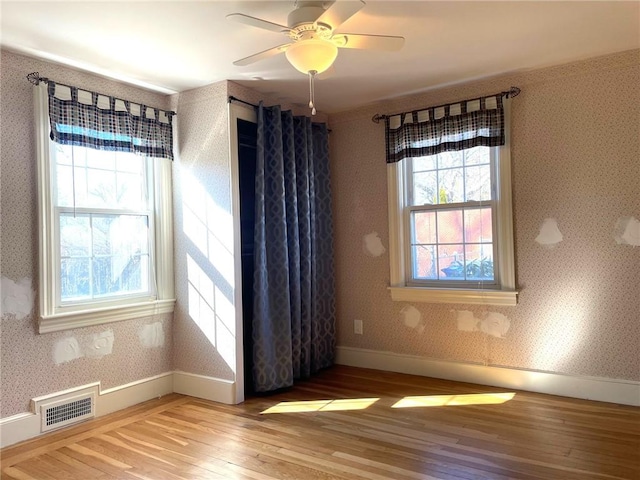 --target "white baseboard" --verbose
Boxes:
[173,371,236,405]
[0,413,41,450]
[0,372,173,449]
[0,371,237,449]
[336,346,640,406]
[97,372,174,417]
